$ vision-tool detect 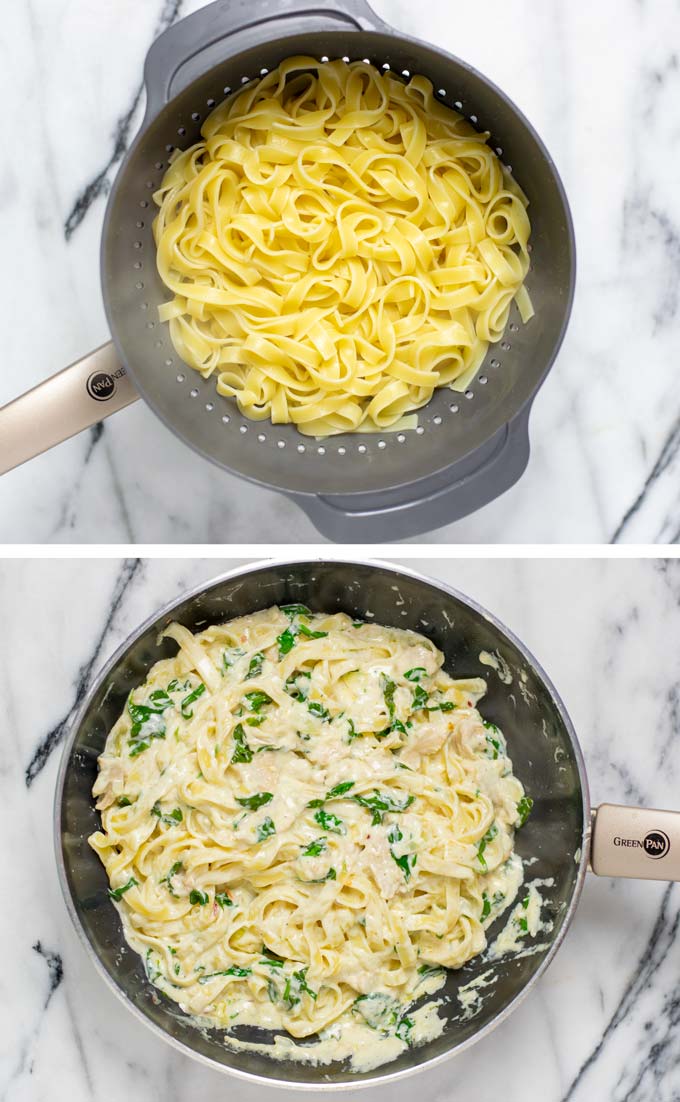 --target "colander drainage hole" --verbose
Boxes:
[479,375,488,385]
[190,388,198,398]
[258,433,266,442]
[222,415,230,424]
[470,114,478,123]
[397,433,406,443]
[135,281,143,290]
[465,390,473,400]
[136,220,144,228]
[501,341,511,351]
[191,112,200,122]
[164,358,172,366]
[278,440,286,449]
[510,323,519,333]
[177,374,185,383]
[139,200,148,208]
[490,359,500,369]
[177,127,186,136]
[433,415,442,425]
[358,444,367,454]
[133,261,142,270]
[207,98,215,107]
[450,404,459,413]
[378,440,386,449]
[338,446,346,455]
[416,426,424,435]
[297,444,305,453]
[140,302,148,311]
[317,446,326,454]
[455,100,463,109]
[239,424,247,433]
[205,402,214,412]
